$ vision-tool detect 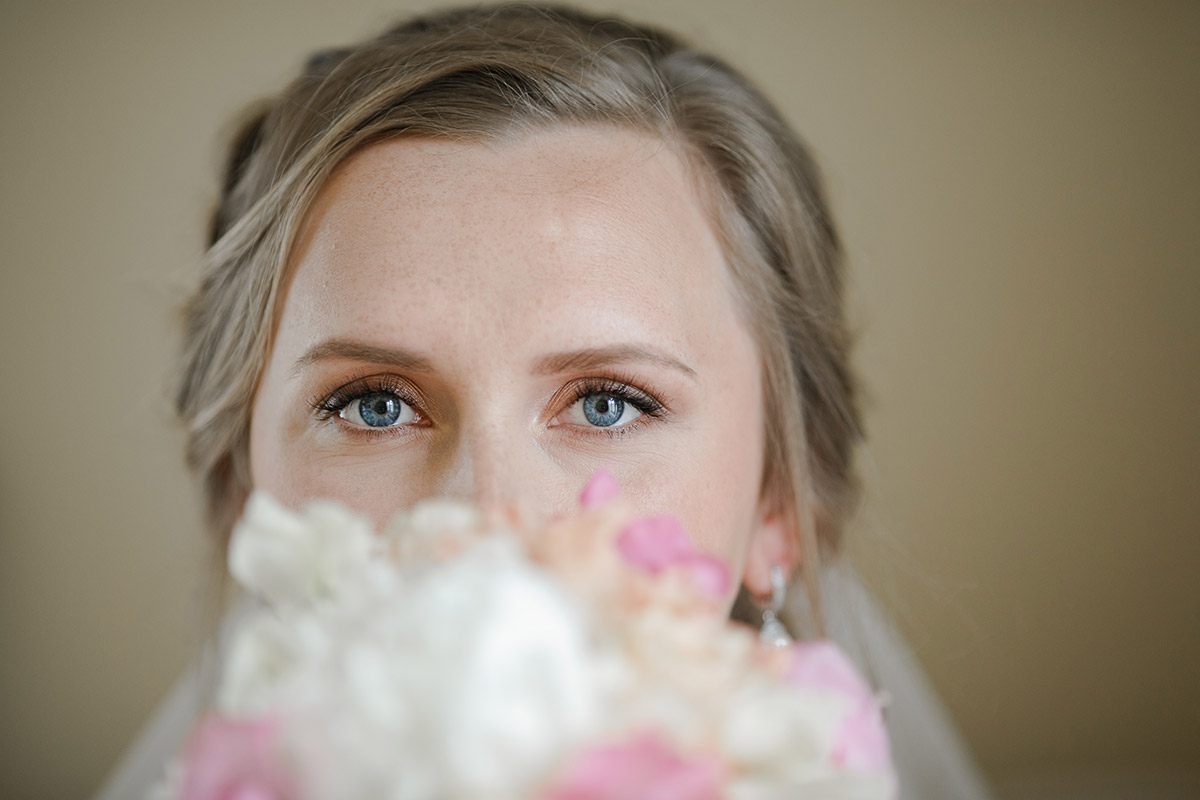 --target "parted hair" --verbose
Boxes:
[177,3,861,621]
